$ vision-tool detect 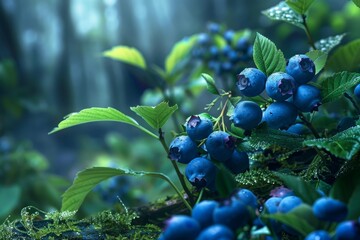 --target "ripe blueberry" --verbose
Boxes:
[230,100,262,130]
[213,199,250,230]
[161,215,201,240]
[168,135,199,164]
[292,84,322,112]
[286,123,309,135]
[223,150,249,174]
[223,30,235,43]
[186,115,213,141]
[236,68,266,97]
[265,72,297,101]
[191,200,218,229]
[185,157,217,190]
[198,33,211,46]
[207,22,220,34]
[335,220,360,240]
[305,230,331,240]
[232,188,258,209]
[264,197,282,234]
[196,224,234,240]
[262,102,298,129]
[286,54,315,84]
[236,37,250,52]
[313,197,348,222]
[205,131,236,162]
[278,196,303,213]
[354,83,360,99]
